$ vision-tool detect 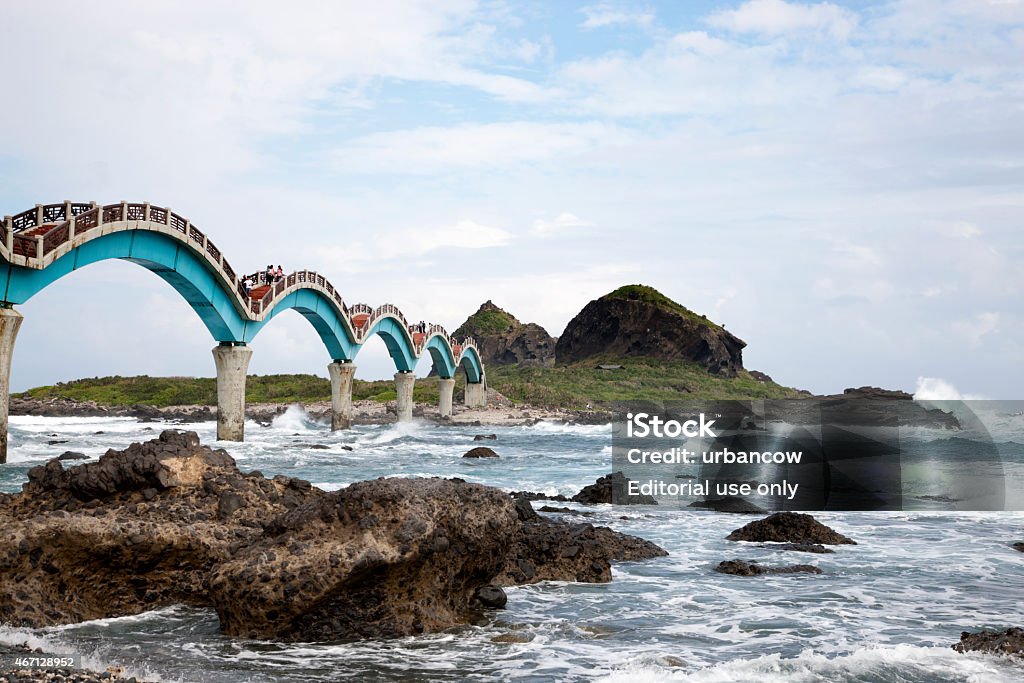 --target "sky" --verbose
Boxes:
[0,0,1021,397]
